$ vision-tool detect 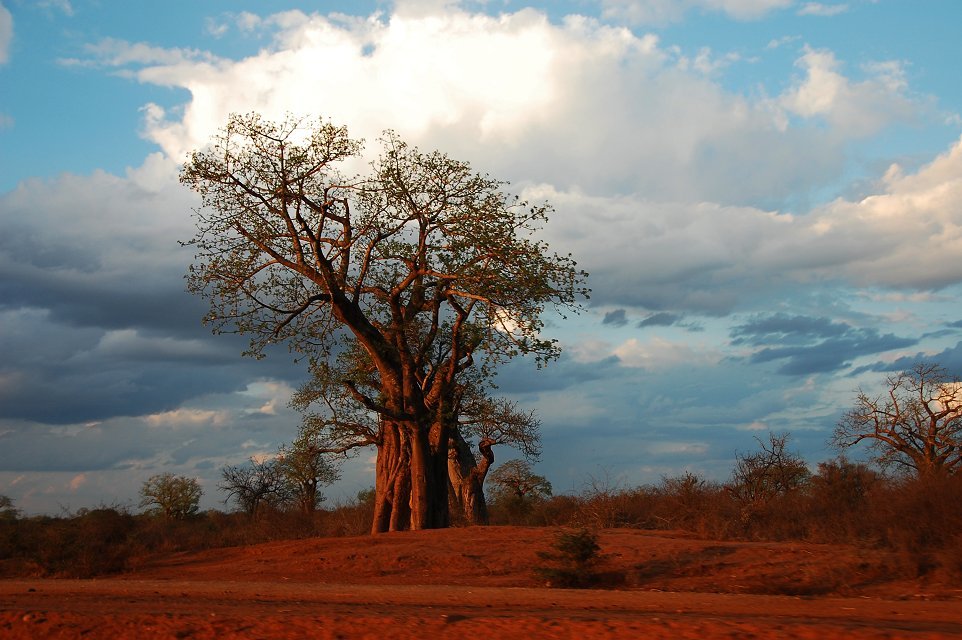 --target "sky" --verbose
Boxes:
[2,0,962,515]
